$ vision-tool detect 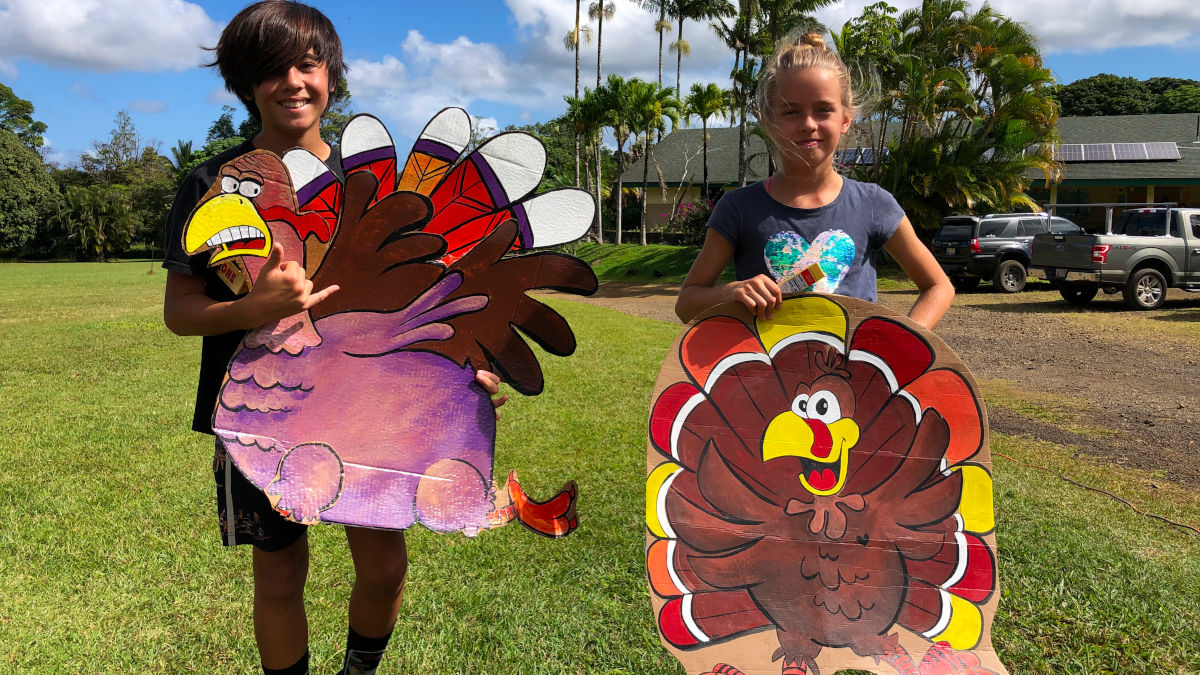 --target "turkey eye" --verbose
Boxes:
[807,391,841,423]
[220,176,239,193]
[238,180,263,198]
[791,393,810,418]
